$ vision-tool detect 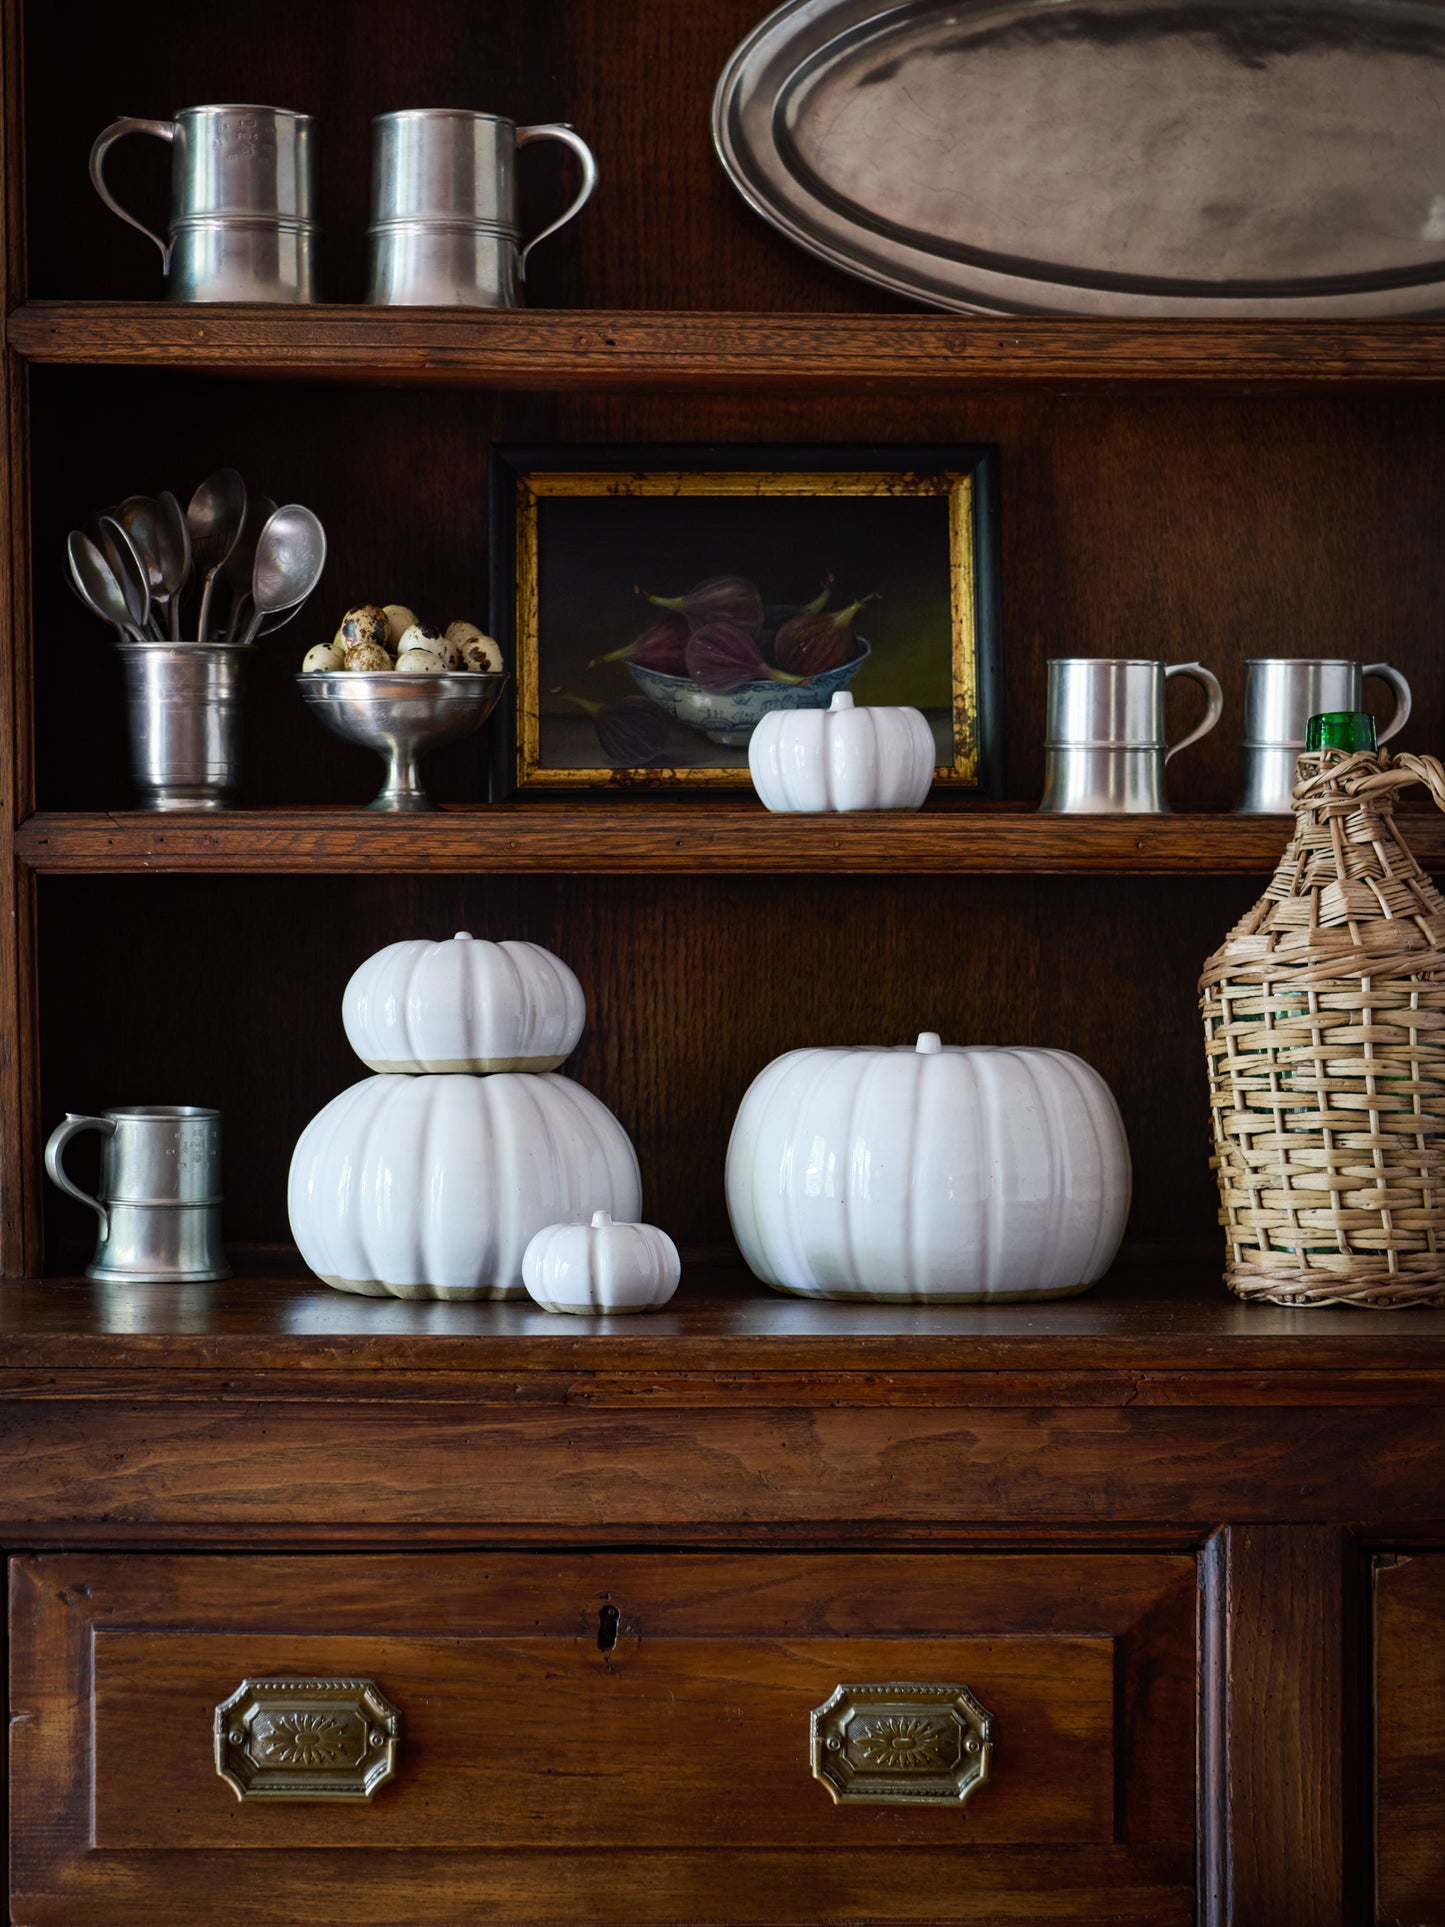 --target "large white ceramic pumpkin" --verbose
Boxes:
[522,1210,681,1315]
[748,692,934,813]
[726,1032,1131,1301]
[342,933,586,1074]
[288,1072,641,1300]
